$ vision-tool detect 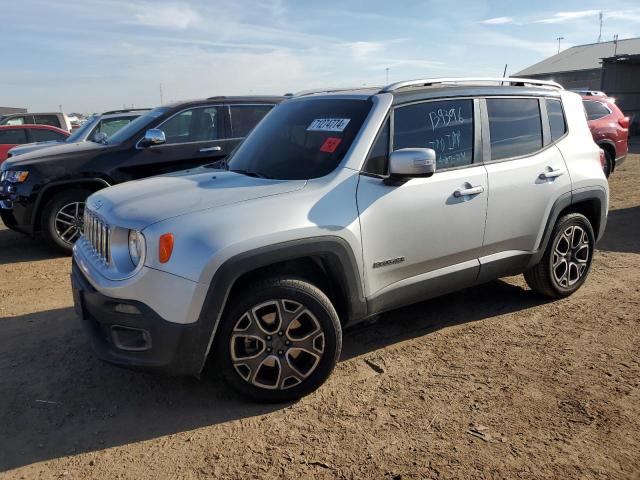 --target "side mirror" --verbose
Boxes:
[388,148,436,181]
[93,132,108,143]
[140,129,166,147]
